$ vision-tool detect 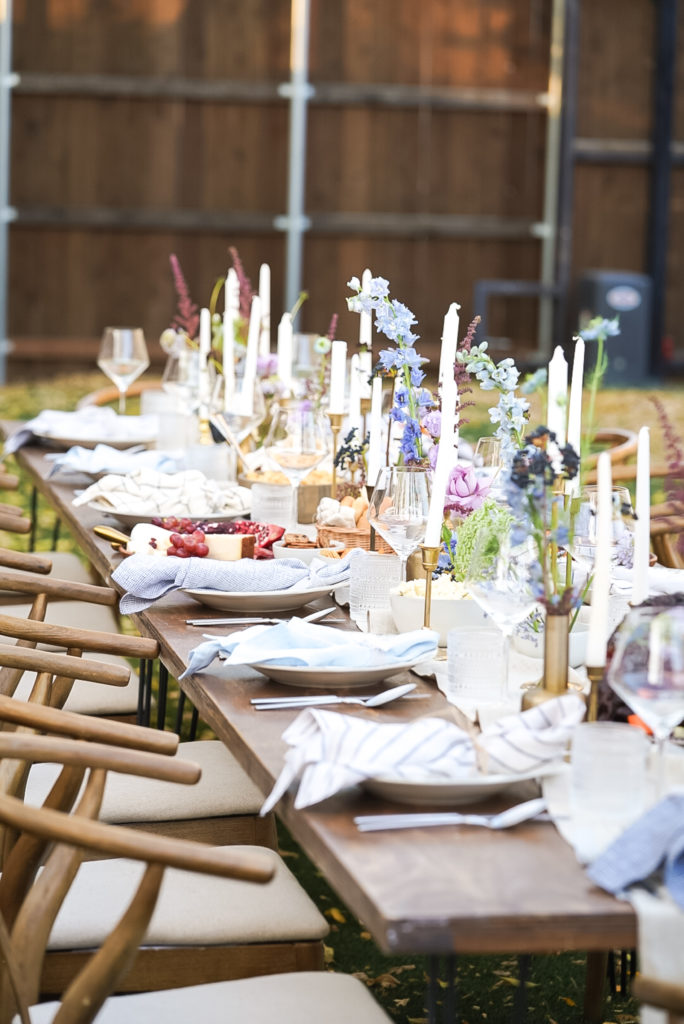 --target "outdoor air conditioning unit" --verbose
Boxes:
[572,270,652,385]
